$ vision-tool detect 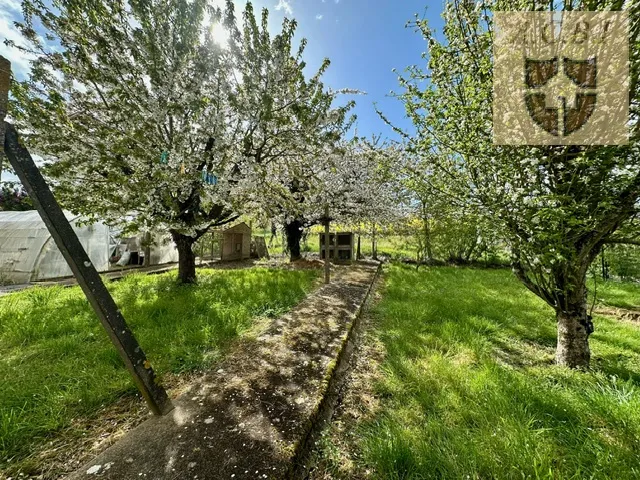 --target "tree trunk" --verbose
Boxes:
[601,248,609,280]
[171,230,197,284]
[555,273,593,368]
[143,232,151,267]
[324,206,330,284]
[285,219,303,262]
[556,307,592,368]
[422,202,432,261]
[357,235,361,260]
